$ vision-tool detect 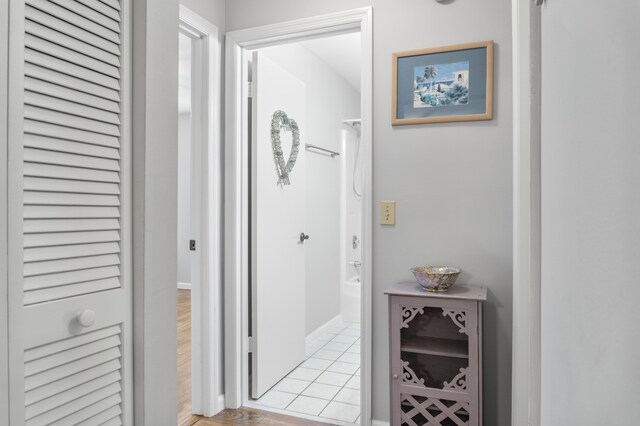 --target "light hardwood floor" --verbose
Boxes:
[178,289,200,426]
[178,290,331,426]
